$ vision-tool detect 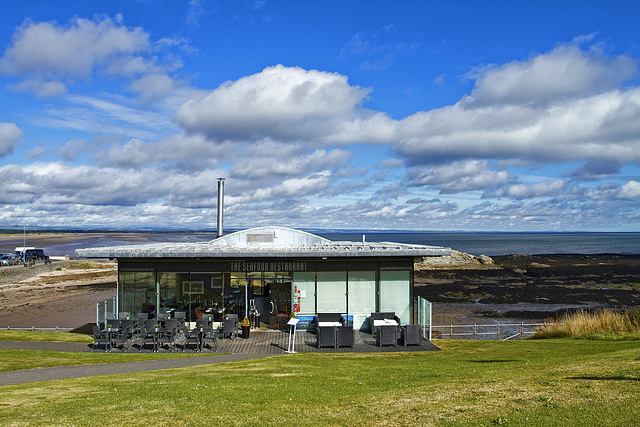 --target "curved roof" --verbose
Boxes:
[75,226,450,259]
